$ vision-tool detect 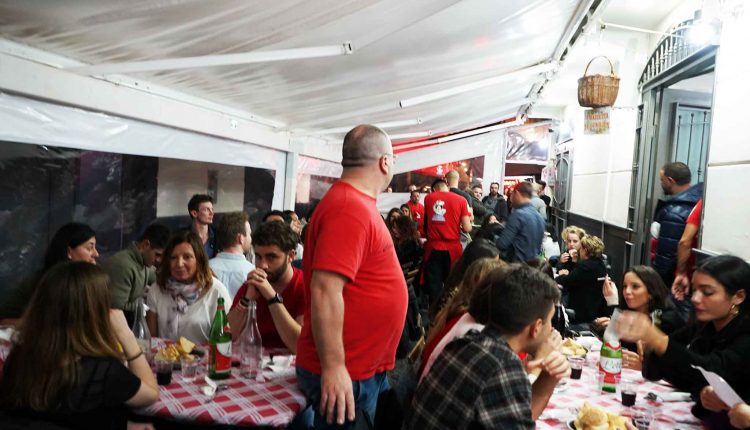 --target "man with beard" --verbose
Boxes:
[652,162,703,320]
[226,220,305,352]
[482,182,508,222]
